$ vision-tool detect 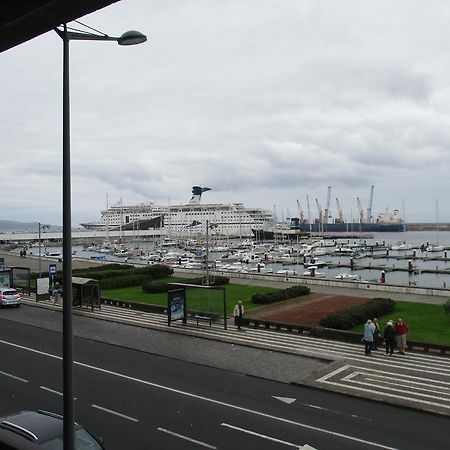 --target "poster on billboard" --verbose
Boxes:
[167,288,186,325]
[36,278,50,301]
